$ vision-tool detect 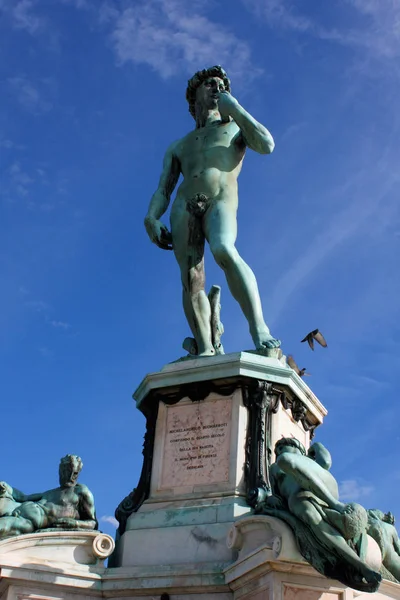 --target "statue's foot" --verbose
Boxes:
[254,332,281,351]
